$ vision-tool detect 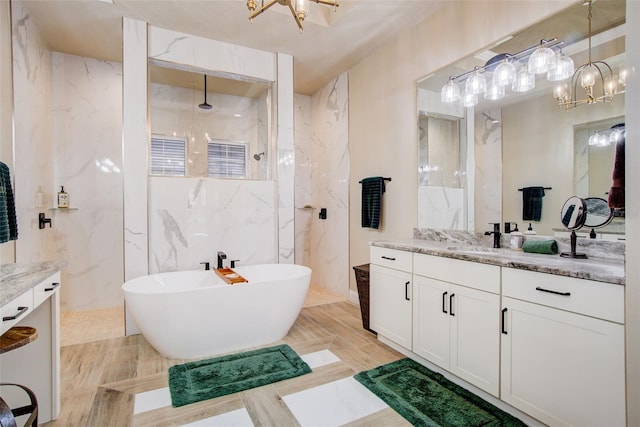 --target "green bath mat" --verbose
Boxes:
[354,358,526,427]
[169,344,311,407]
